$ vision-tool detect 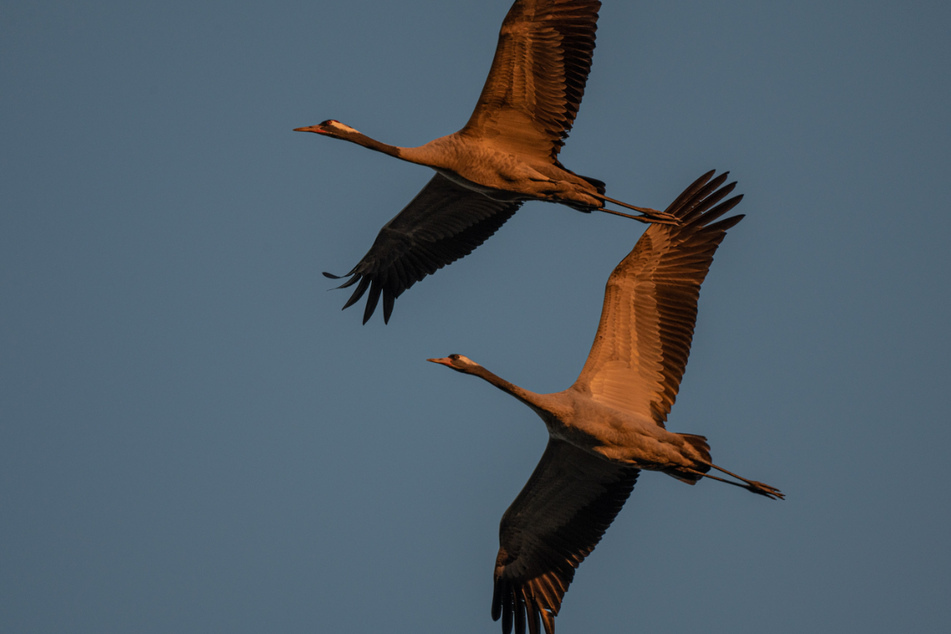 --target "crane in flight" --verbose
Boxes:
[428,171,783,634]
[296,0,677,323]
